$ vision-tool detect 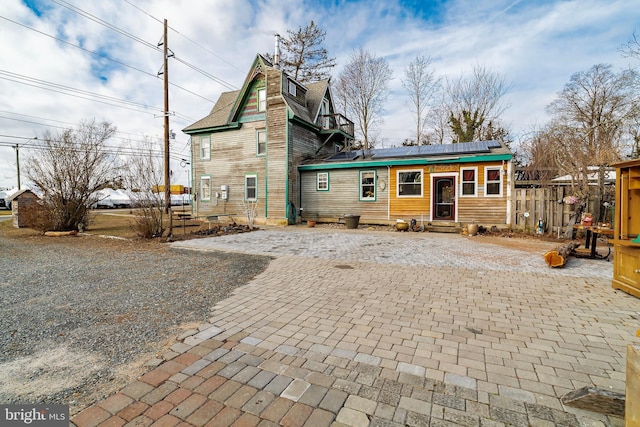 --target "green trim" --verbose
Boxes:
[285,108,290,221]
[183,122,241,135]
[239,113,266,124]
[316,171,330,191]
[298,153,512,171]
